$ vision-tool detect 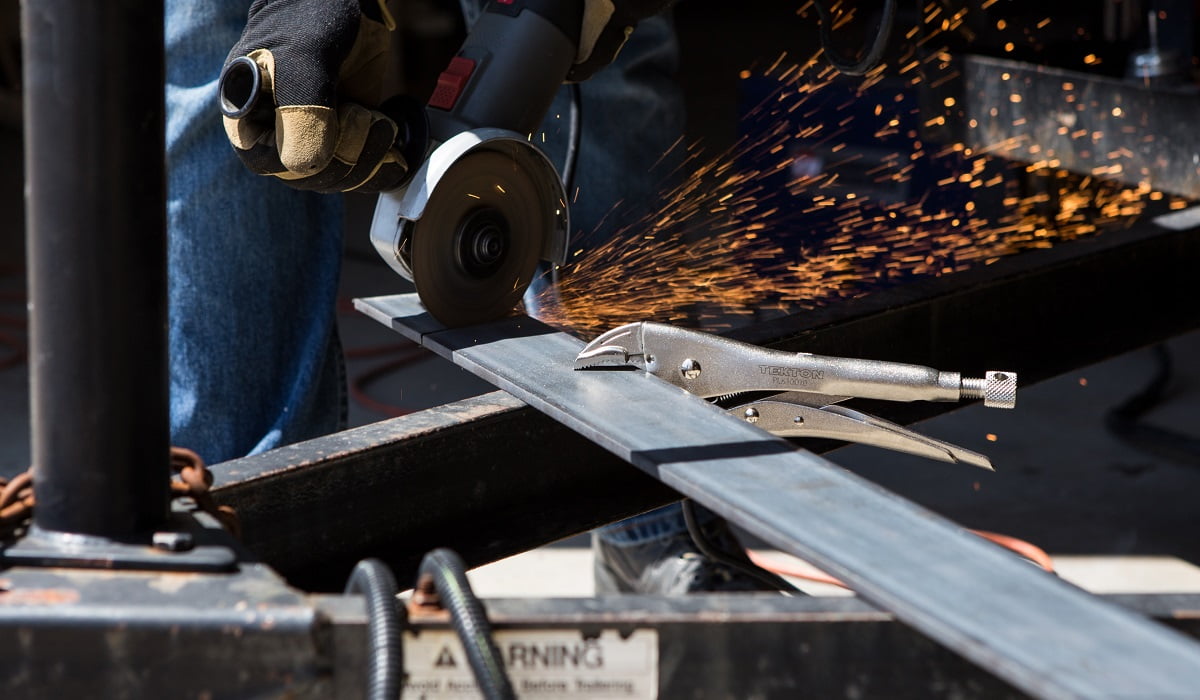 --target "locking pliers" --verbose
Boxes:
[574,322,1017,470]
